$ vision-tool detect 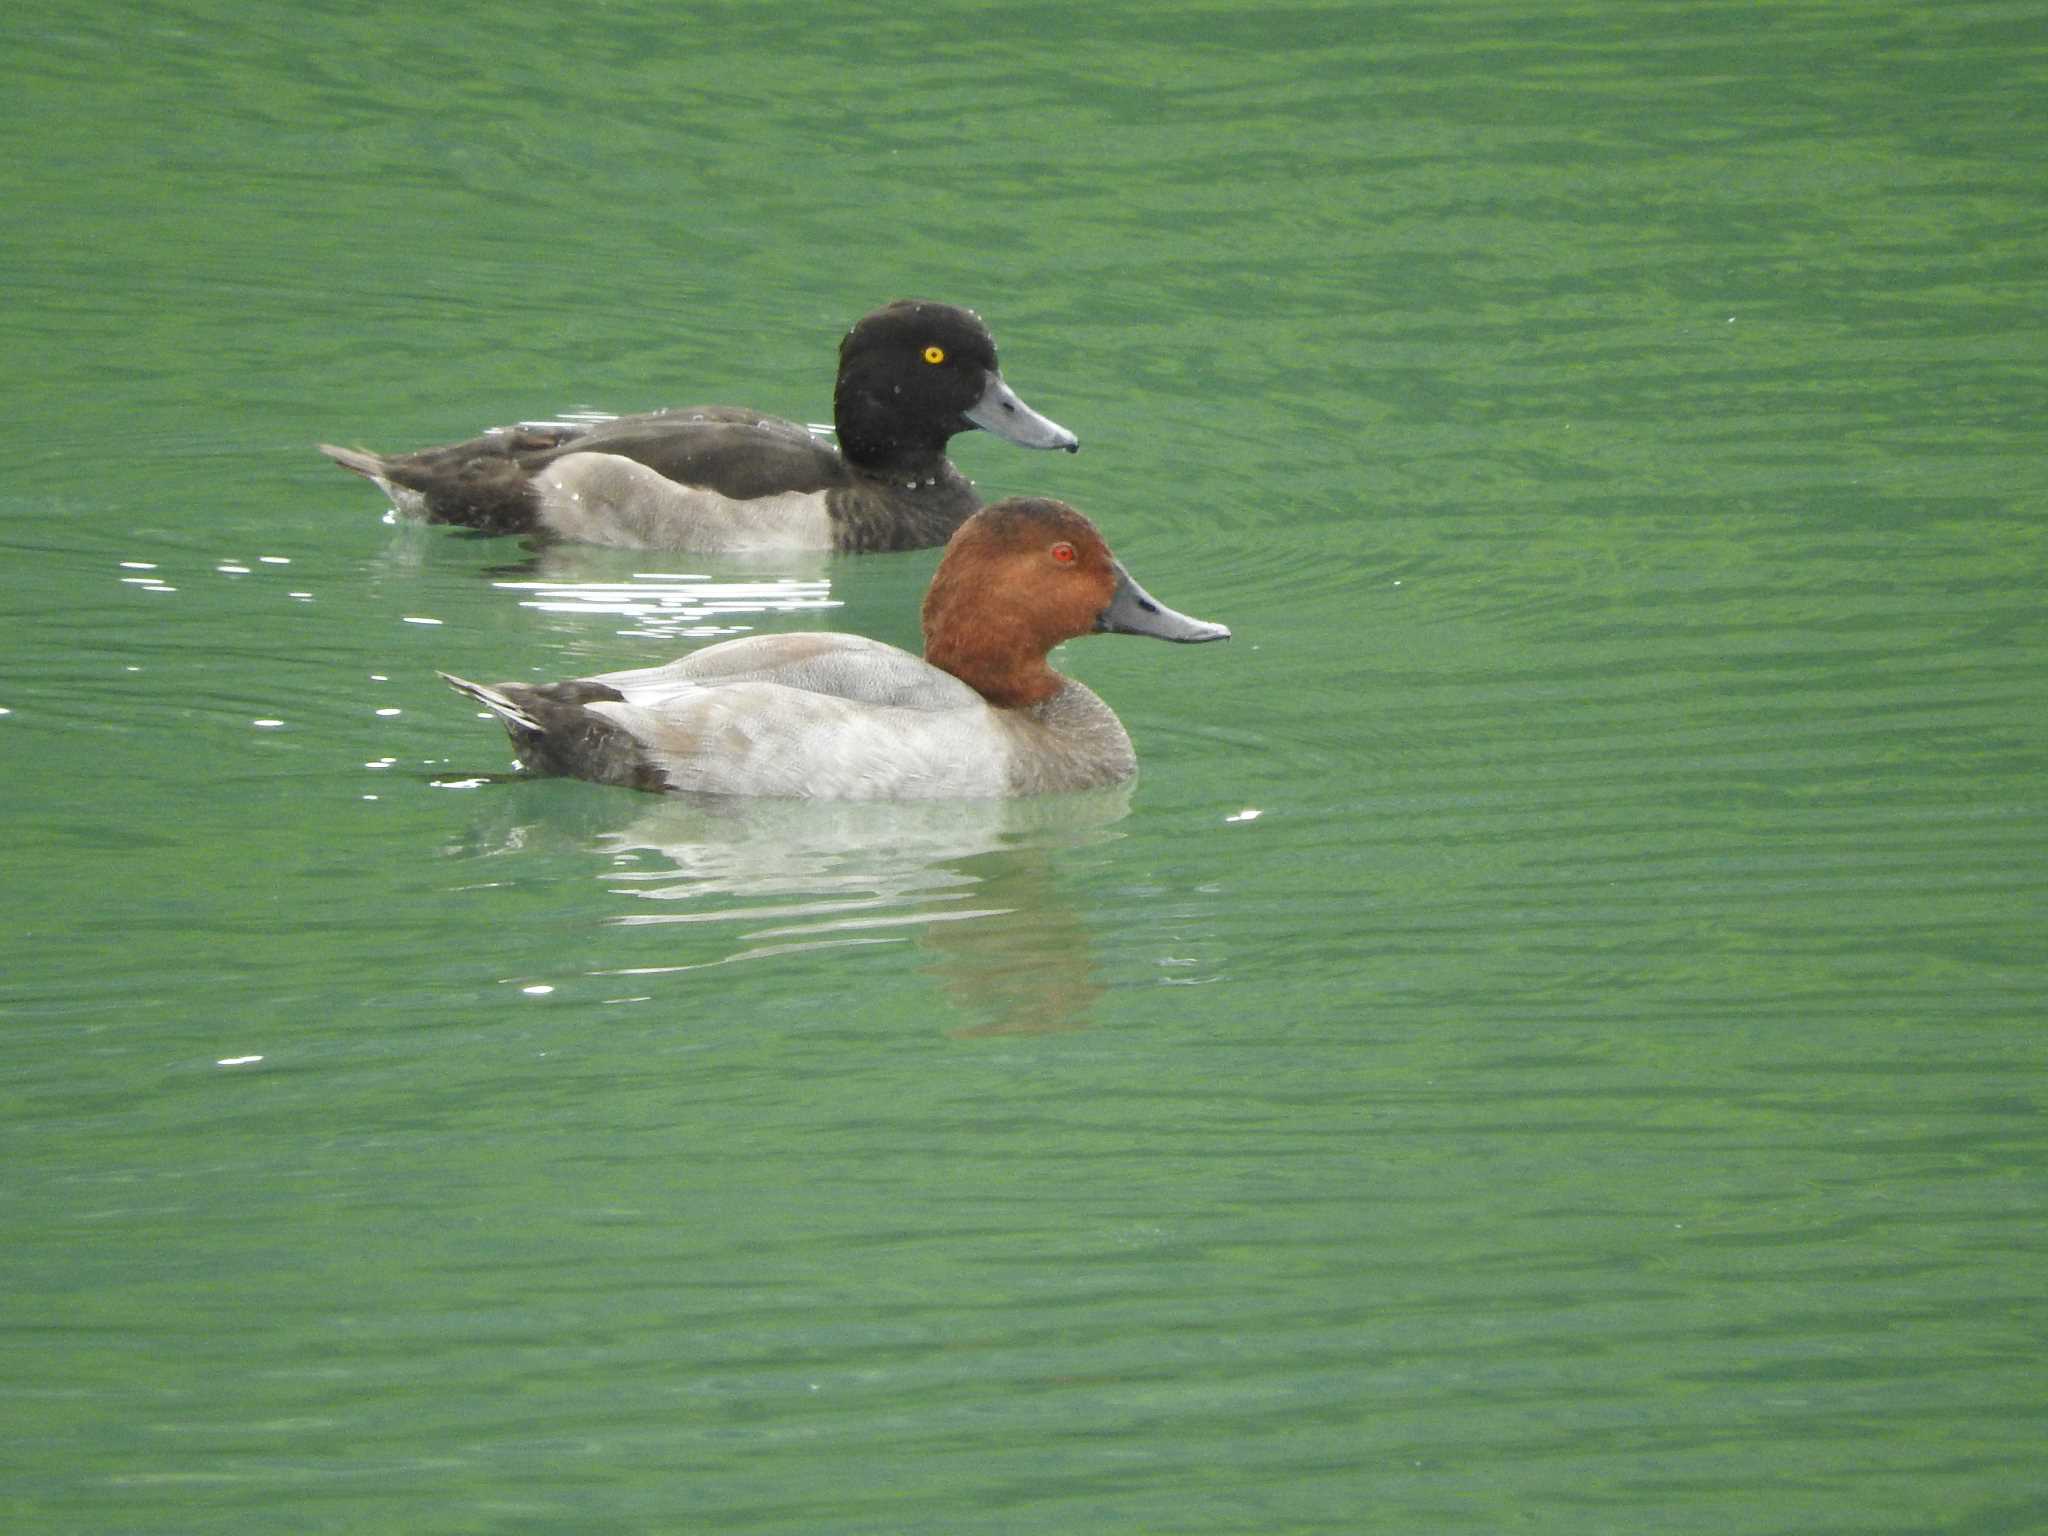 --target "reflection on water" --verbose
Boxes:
[494,570,837,644]
[453,786,1132,1034]
[491,549,839,645]
[602,789,1133,1035]
[465,541,839,641]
